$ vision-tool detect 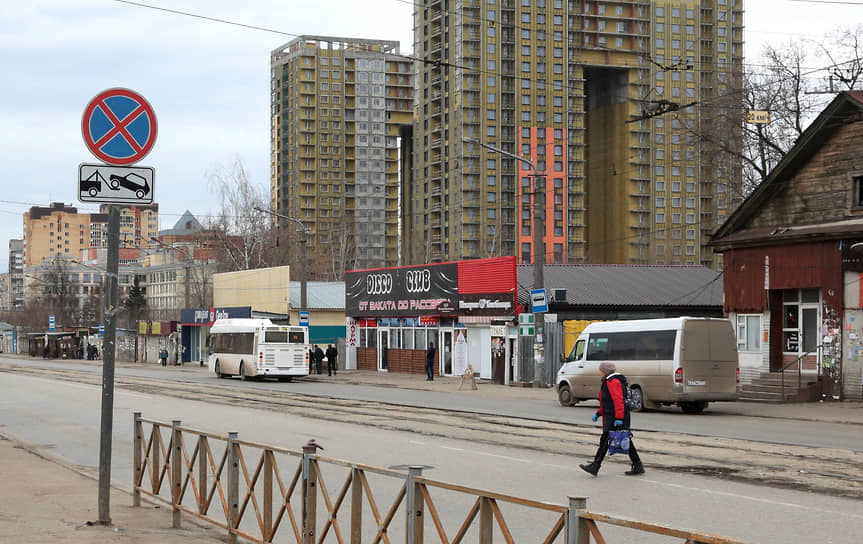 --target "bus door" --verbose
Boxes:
[377,328,389,371]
